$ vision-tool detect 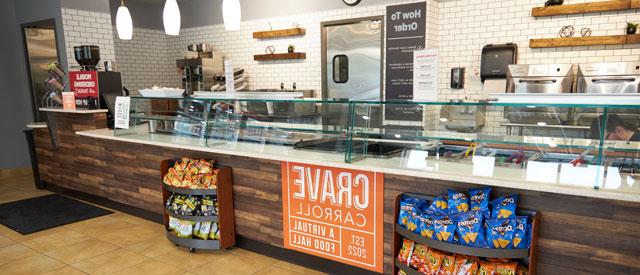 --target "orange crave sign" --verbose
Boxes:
[281,162,384,273]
